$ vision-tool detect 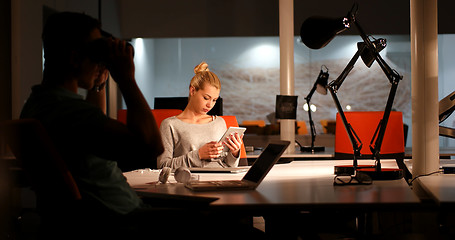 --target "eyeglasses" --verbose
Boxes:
[333,171,372,186]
